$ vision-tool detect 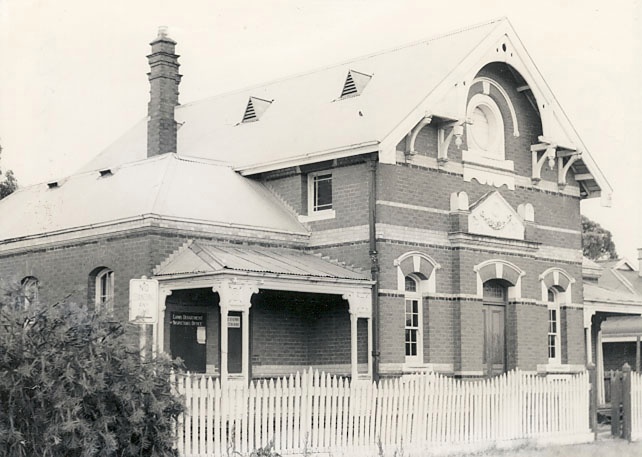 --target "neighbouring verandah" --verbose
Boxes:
[150,242,374,383]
